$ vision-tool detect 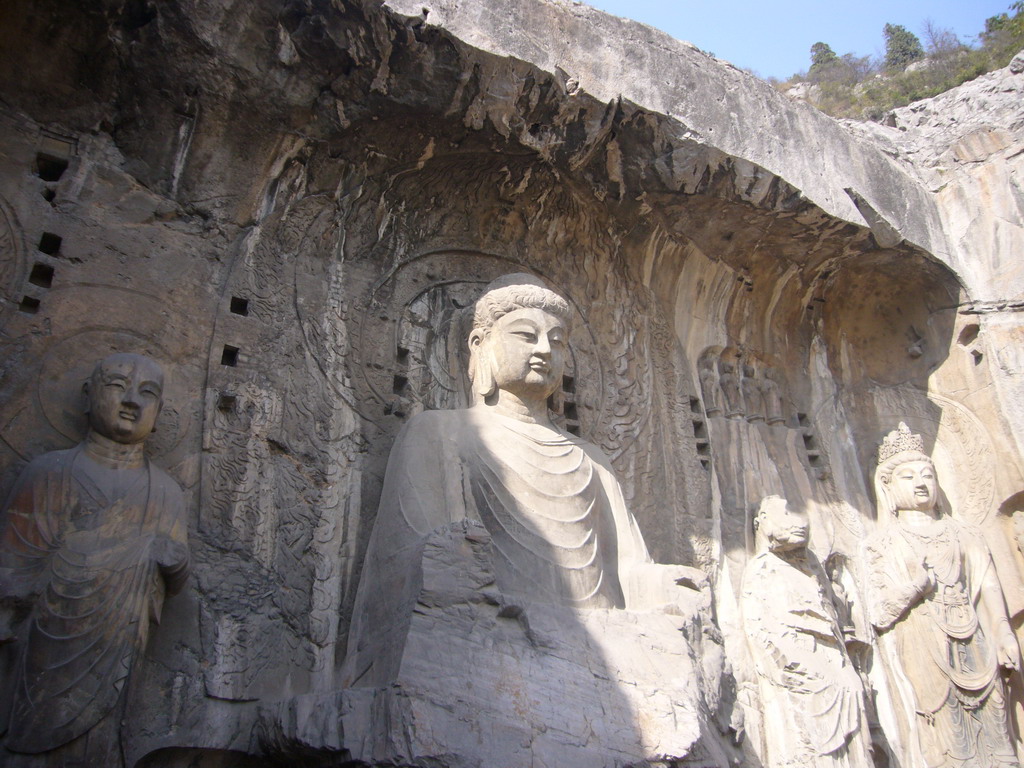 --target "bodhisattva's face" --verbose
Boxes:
[889,459,937,512]
[760,500,809,552]
[476,307,566,400]
[88,356,164,444]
